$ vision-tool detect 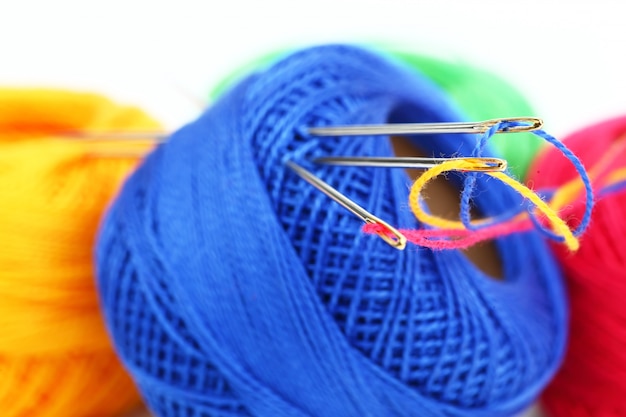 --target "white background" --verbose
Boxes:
[2,1,621,415]
[1,0,624,138]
